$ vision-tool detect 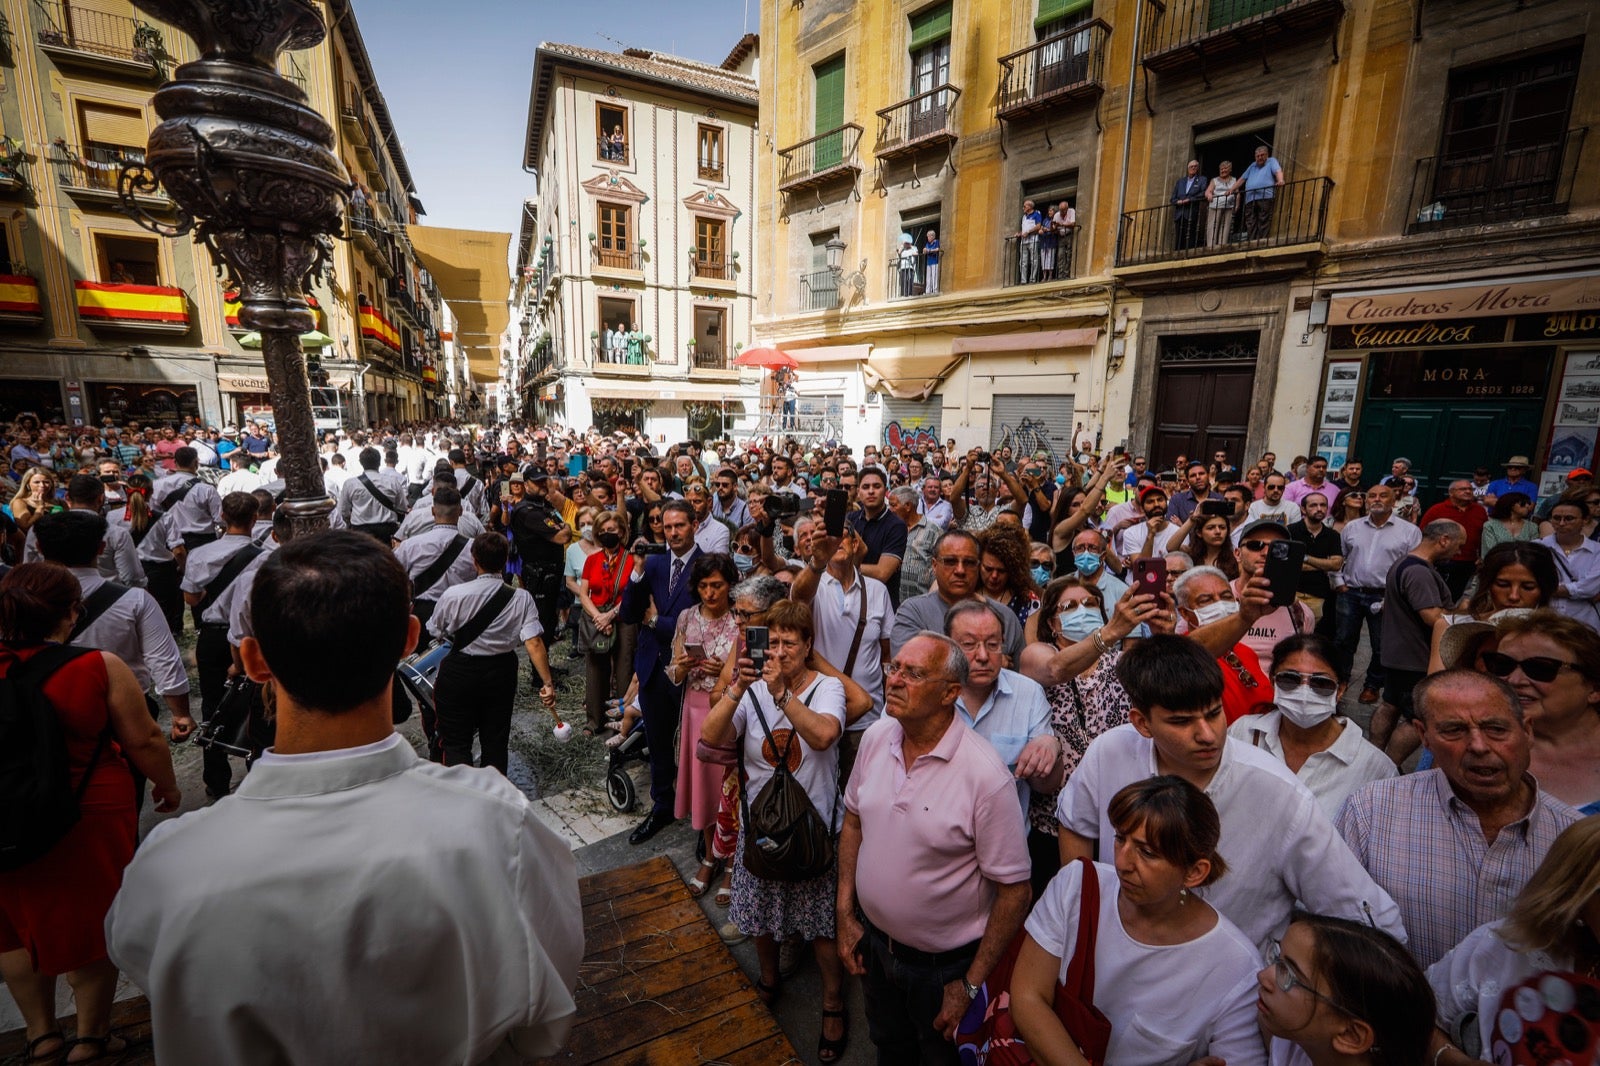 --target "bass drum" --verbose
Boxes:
[396,641,452,715]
